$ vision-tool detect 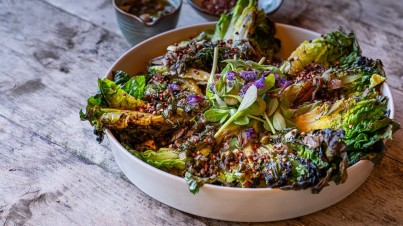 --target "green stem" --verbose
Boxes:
[214,111,241,139]
[209,47,219,84]
[258,57,266,65]
[263,112,276,134]
[247,115,265,123]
